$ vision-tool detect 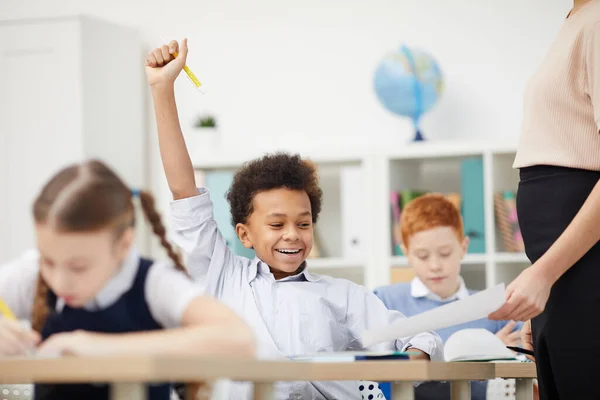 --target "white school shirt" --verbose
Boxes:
[170,189,444,400]
[0,247,203,329]
[410,277,470,303]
